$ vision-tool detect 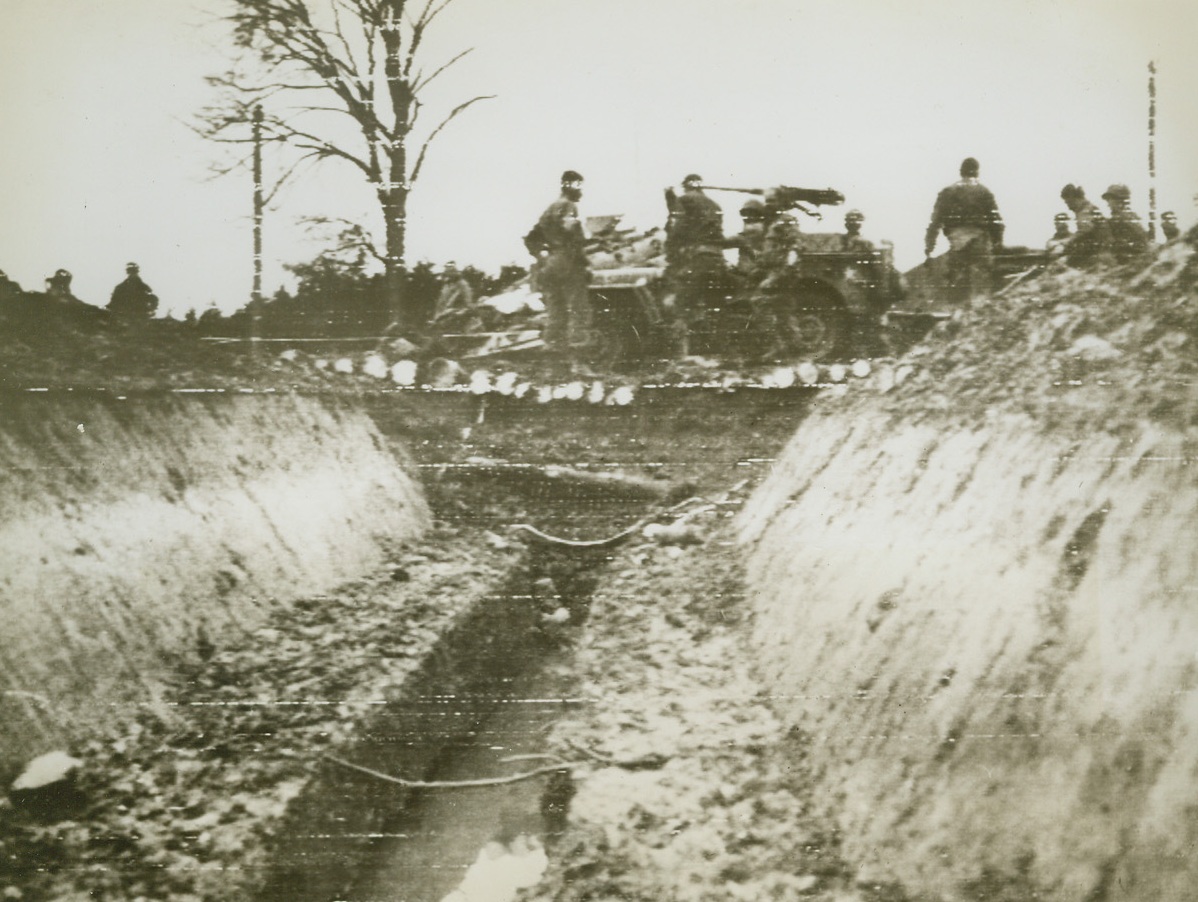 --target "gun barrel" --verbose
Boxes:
[702,186,766,195]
